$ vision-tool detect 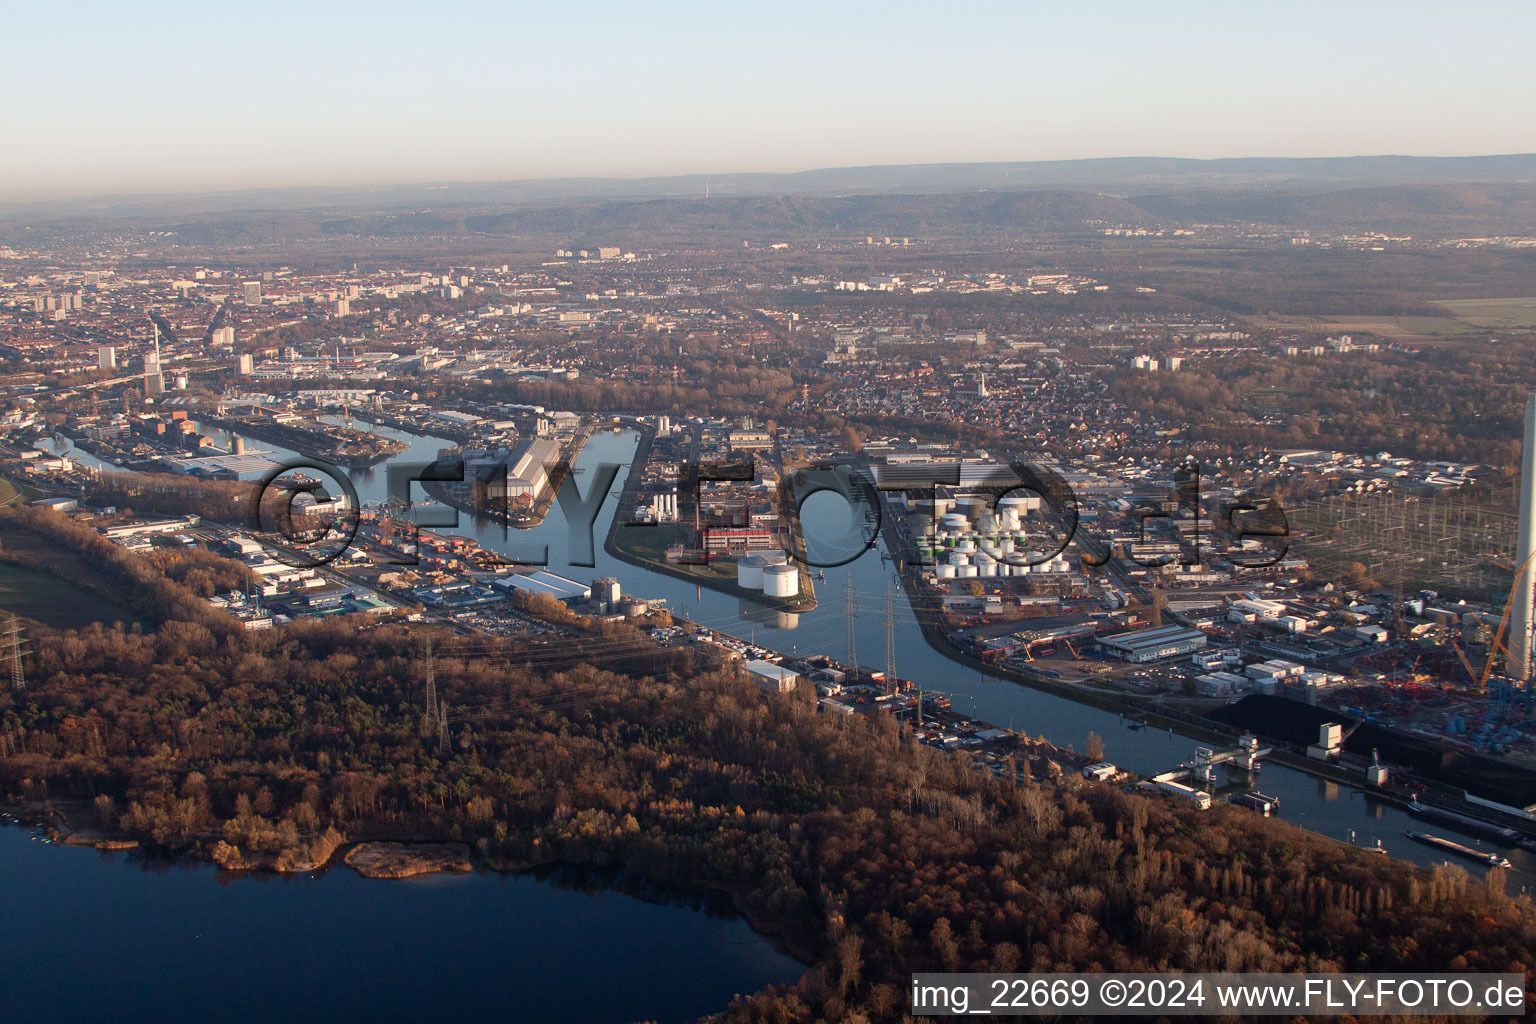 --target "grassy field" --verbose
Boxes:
[614,524,737,582]
[1244,313,1481,340]
[1433,297,1536,329]
[0,562,149,631]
